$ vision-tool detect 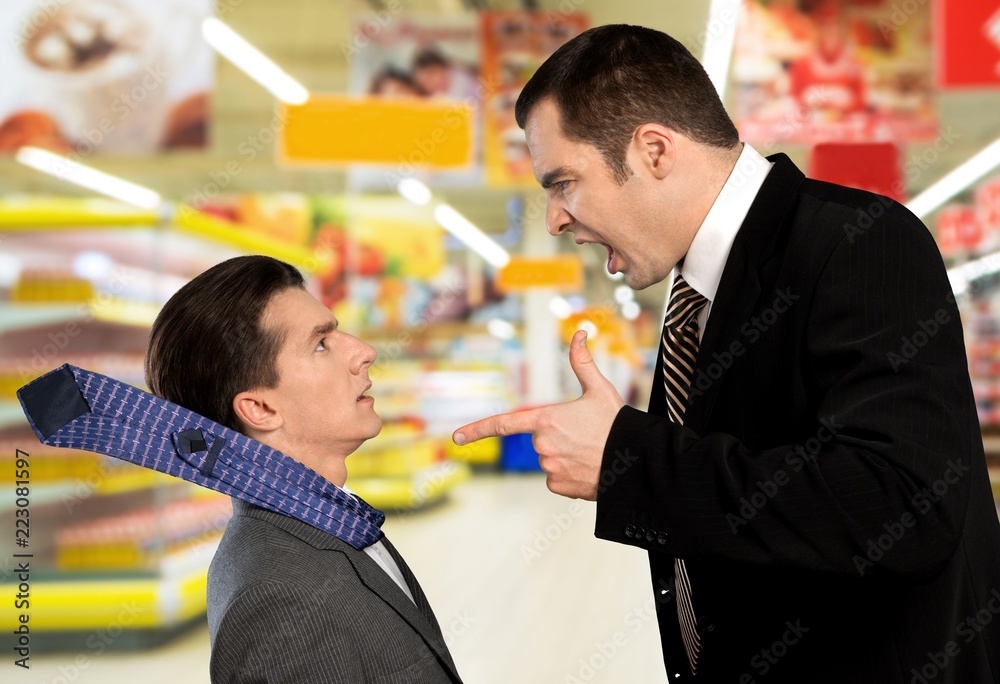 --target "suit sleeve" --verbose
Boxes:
[595,202,973,580]
[210,581,361,684]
